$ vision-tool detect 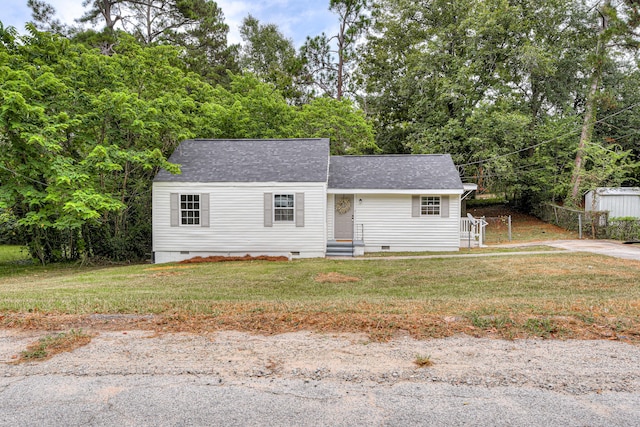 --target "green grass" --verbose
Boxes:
[1,248,639,341]
[1,252,639,318]
[16,329,92,362]
[0,245,30,263]
[414,354,433,367]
